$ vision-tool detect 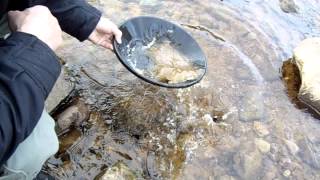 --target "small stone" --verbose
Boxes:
[283,170,291,177]
[255,138,271,153]
[253,122,269,137]
[285,139,299,155]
